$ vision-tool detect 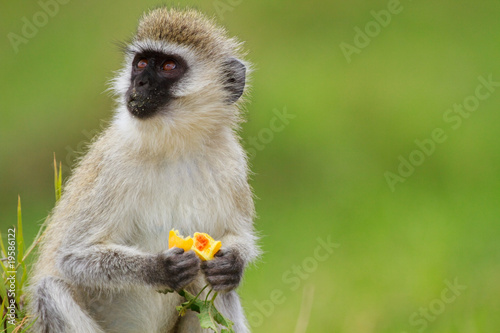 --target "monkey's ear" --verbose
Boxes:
[223,58,246,104]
